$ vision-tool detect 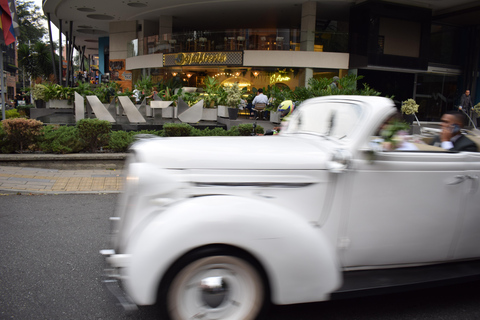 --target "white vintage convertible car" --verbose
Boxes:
[102,95,480,320]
